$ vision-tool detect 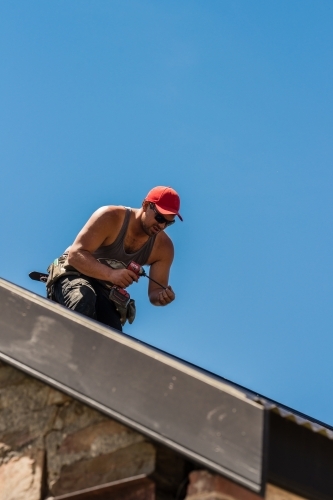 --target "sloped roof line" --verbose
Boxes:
[176,360,333,441]
[254,397,333,440]
[155,355,333,441]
